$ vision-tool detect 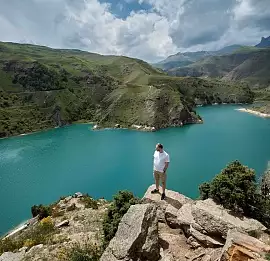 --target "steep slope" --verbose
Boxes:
[223,50,270,86]
[169,48,270,87]
[0,42,254,138]
[256,36,270,48]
